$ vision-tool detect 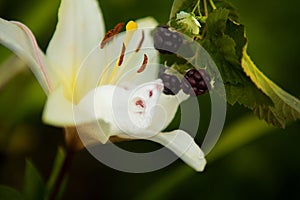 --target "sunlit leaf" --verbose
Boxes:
[200,8,273,114]
[199,8,300,128]
[242,51,300,128]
